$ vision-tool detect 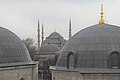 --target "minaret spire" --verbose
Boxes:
[69,19,72,39]
[99,4,105,25]
[41,24,44,44]
[37,19,40,49]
